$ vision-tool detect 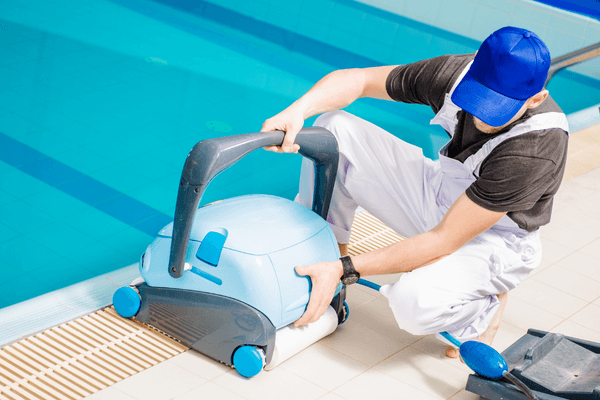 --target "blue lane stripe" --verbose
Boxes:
[534,0,600,20]
[0,133,46,167]
[109,0,437,123]
[0,132,173,236]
